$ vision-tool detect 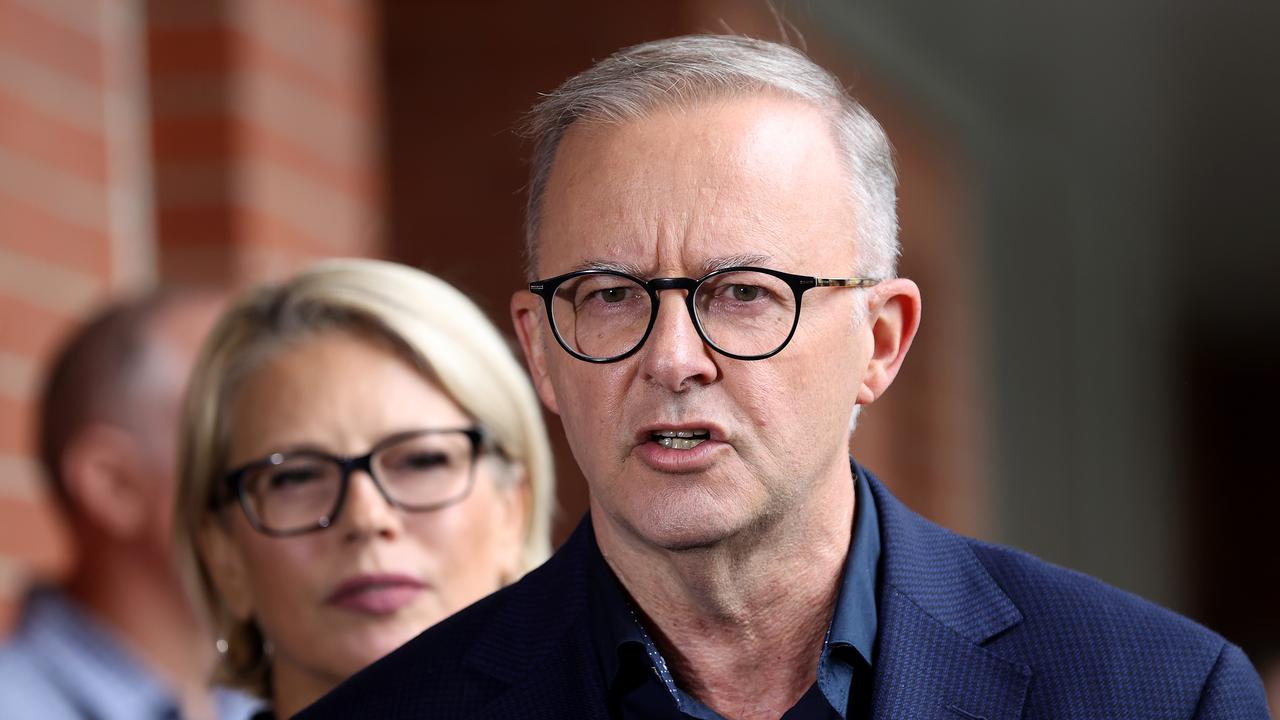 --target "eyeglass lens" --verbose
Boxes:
[238,430,476,534]
[550,270,798,360]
